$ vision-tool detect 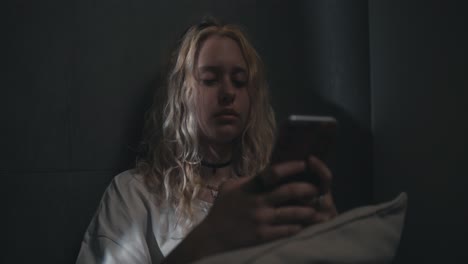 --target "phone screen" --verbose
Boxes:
[270,115,337,186]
